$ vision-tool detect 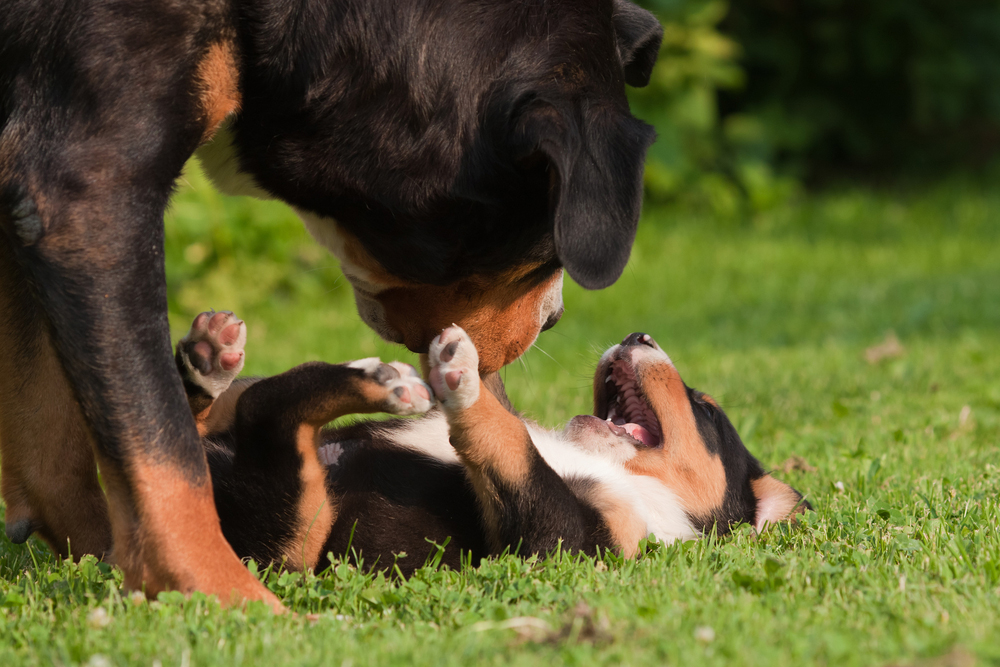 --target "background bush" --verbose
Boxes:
[633,0,1000,210]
